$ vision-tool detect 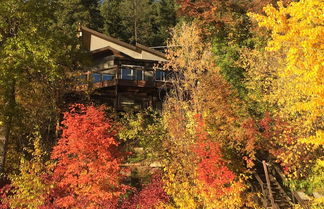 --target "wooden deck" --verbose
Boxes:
[75,79,170,92]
